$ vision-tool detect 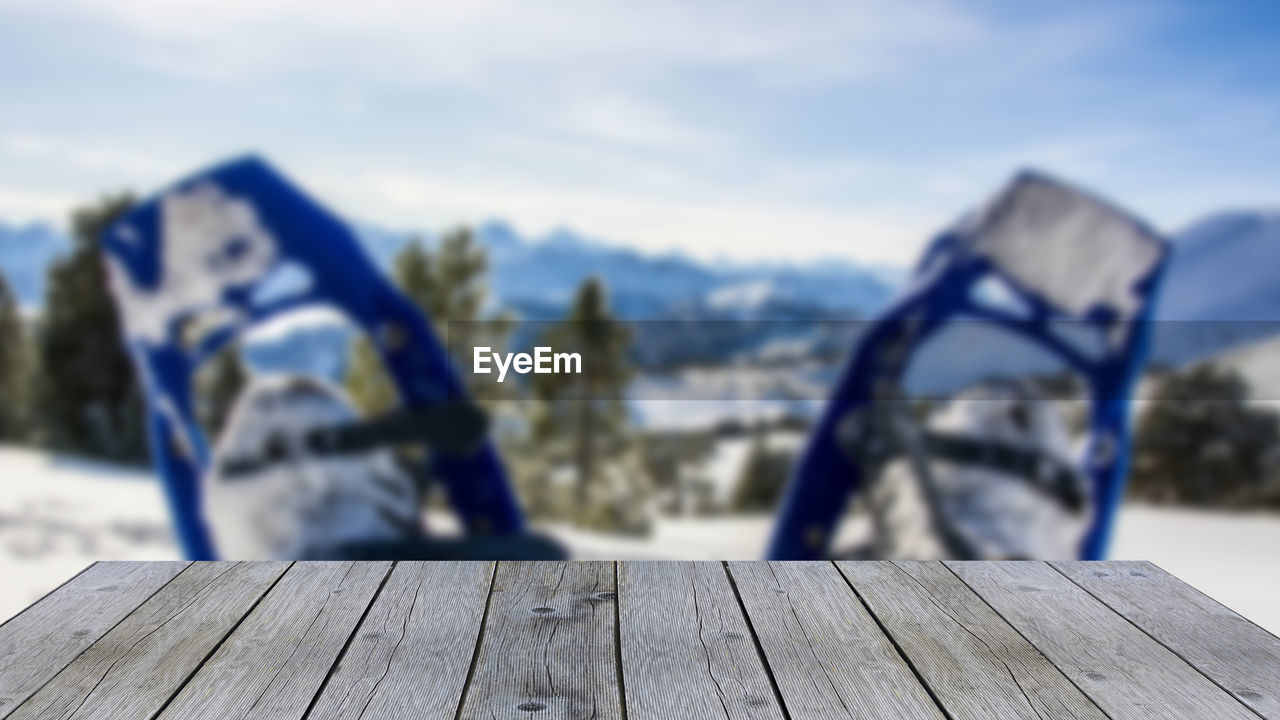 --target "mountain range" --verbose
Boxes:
[1150,210,1280,364]
[5,207,1280,373]
[1,218,898,319]
[0,222,68,308]
[357,220,901,319]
